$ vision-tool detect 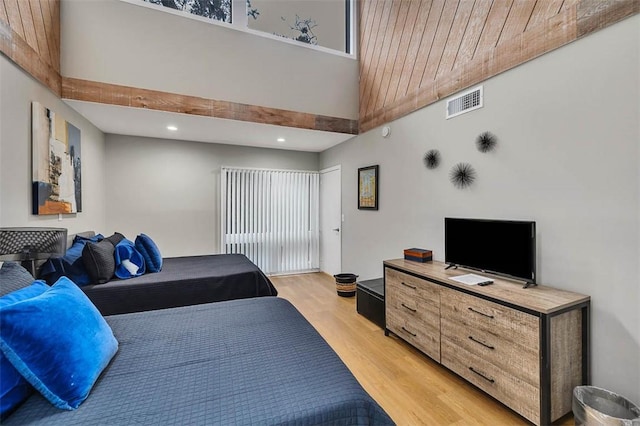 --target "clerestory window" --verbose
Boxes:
[139,0,354,54]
